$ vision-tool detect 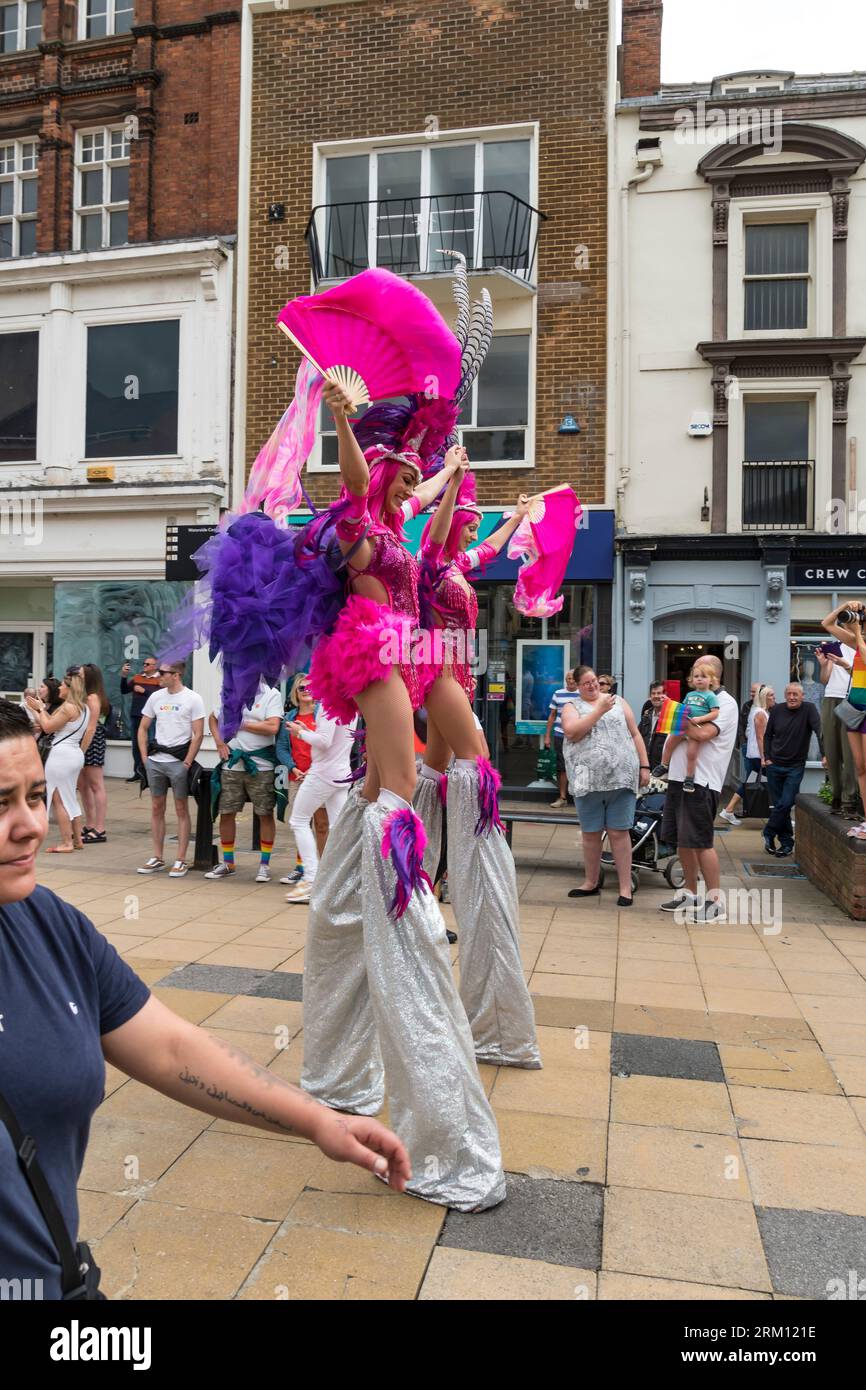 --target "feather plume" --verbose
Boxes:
[437,248,471,350]
[455,289,494,405]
